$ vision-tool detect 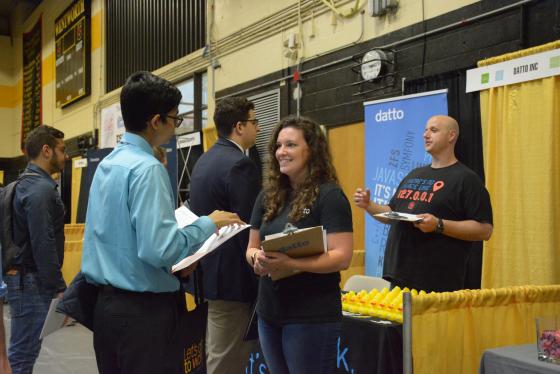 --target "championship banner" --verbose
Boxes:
[363,90,448,276]
[21,17,42,150]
